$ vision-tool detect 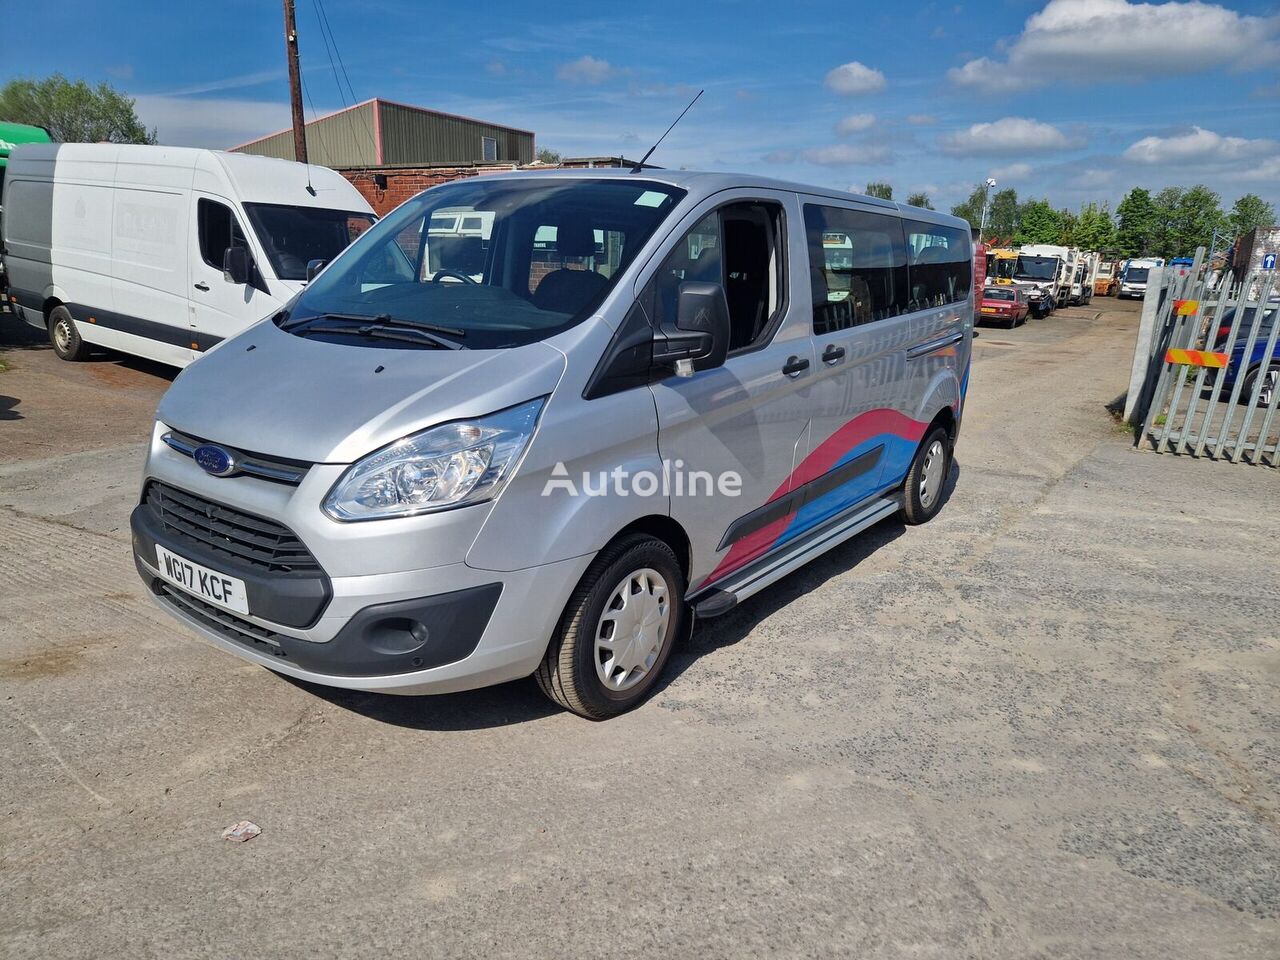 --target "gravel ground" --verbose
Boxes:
[1,299,1277,958]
